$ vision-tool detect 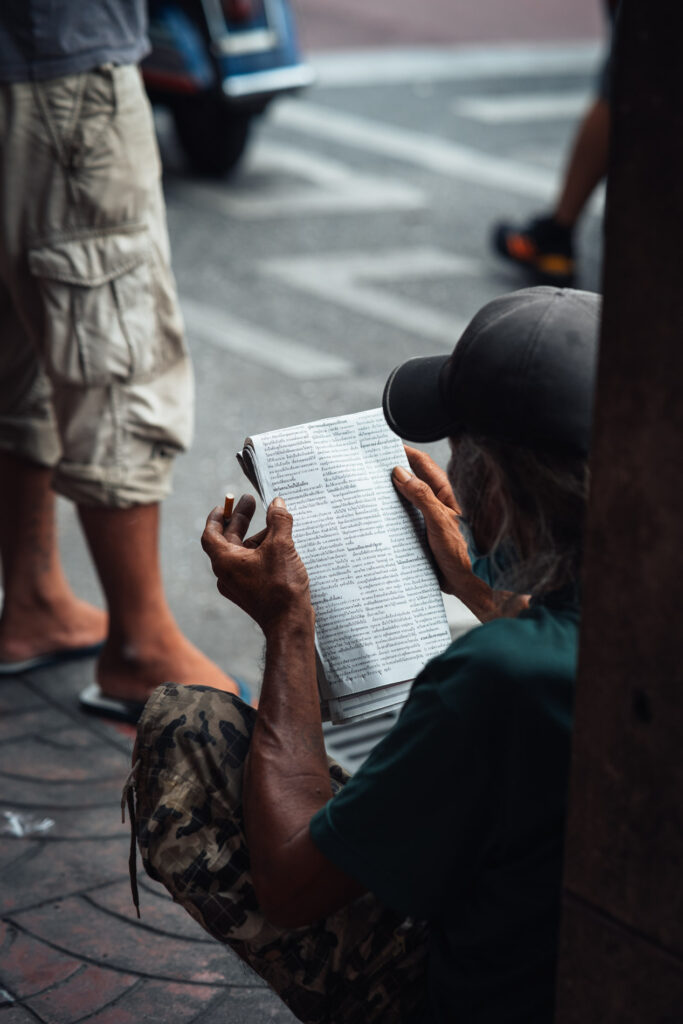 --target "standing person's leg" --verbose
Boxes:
[63,69,238,704]
[0,452,106,668]
[0,450,107,659]
[491,97,610,286]
[129,684,429,1024]
[491,0,615,286]
[0,269,107,668]
[552,97,610,229]
[0,68,238,703]
[79,503,240,702]
[554,0,615,226]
